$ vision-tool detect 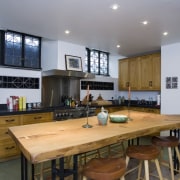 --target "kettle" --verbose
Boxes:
[97,107,108,125]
